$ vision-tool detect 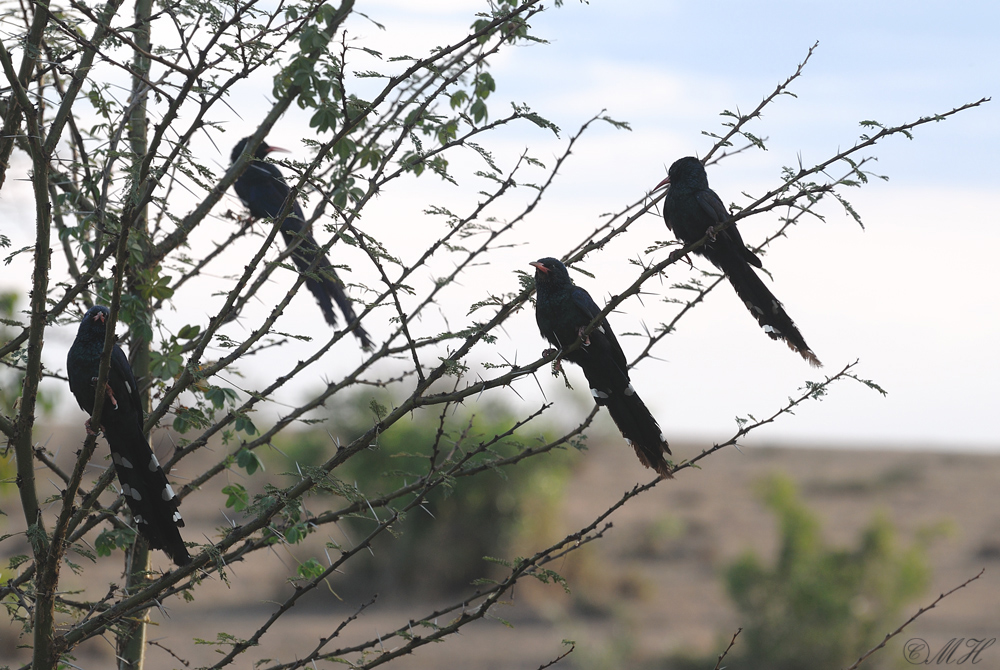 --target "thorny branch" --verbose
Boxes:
[844,569,986,670]
[715,628,743,670]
